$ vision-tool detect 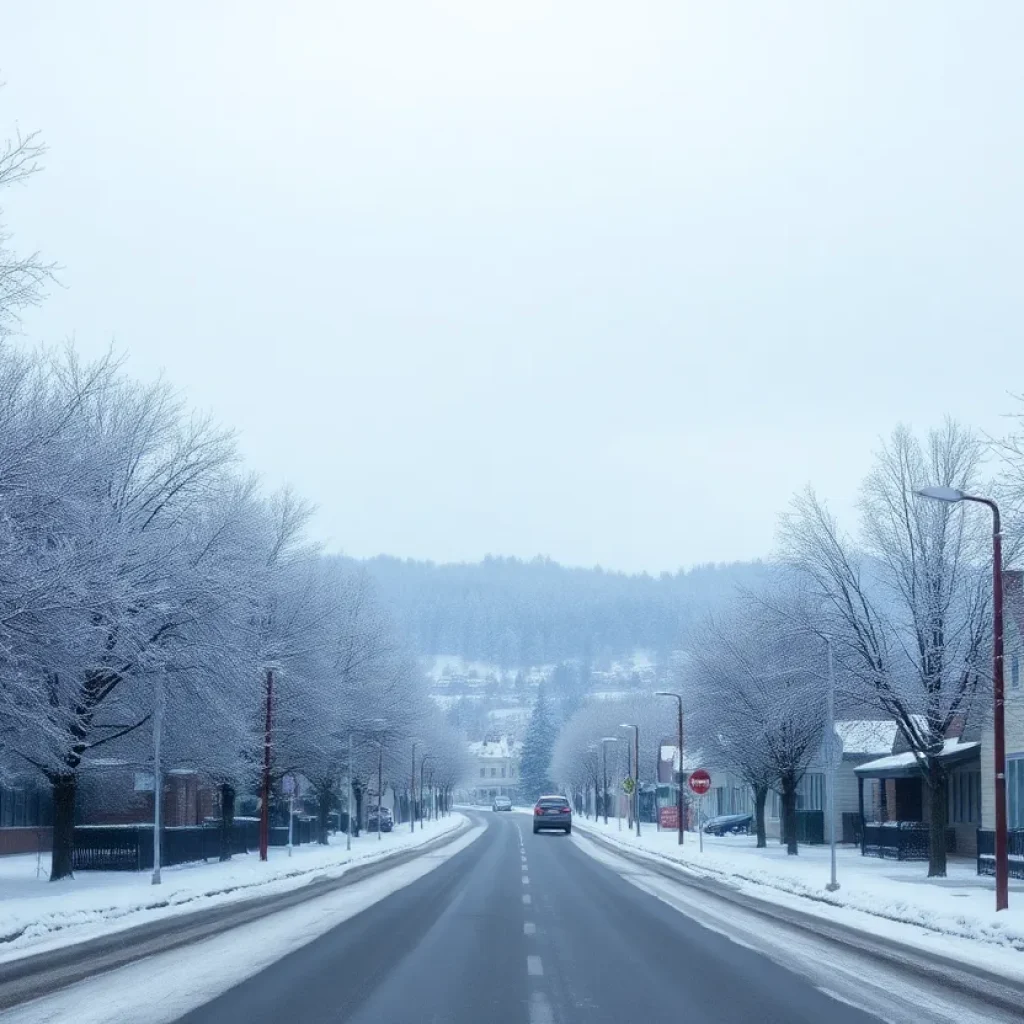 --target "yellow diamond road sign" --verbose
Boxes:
[622,777,635,795]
